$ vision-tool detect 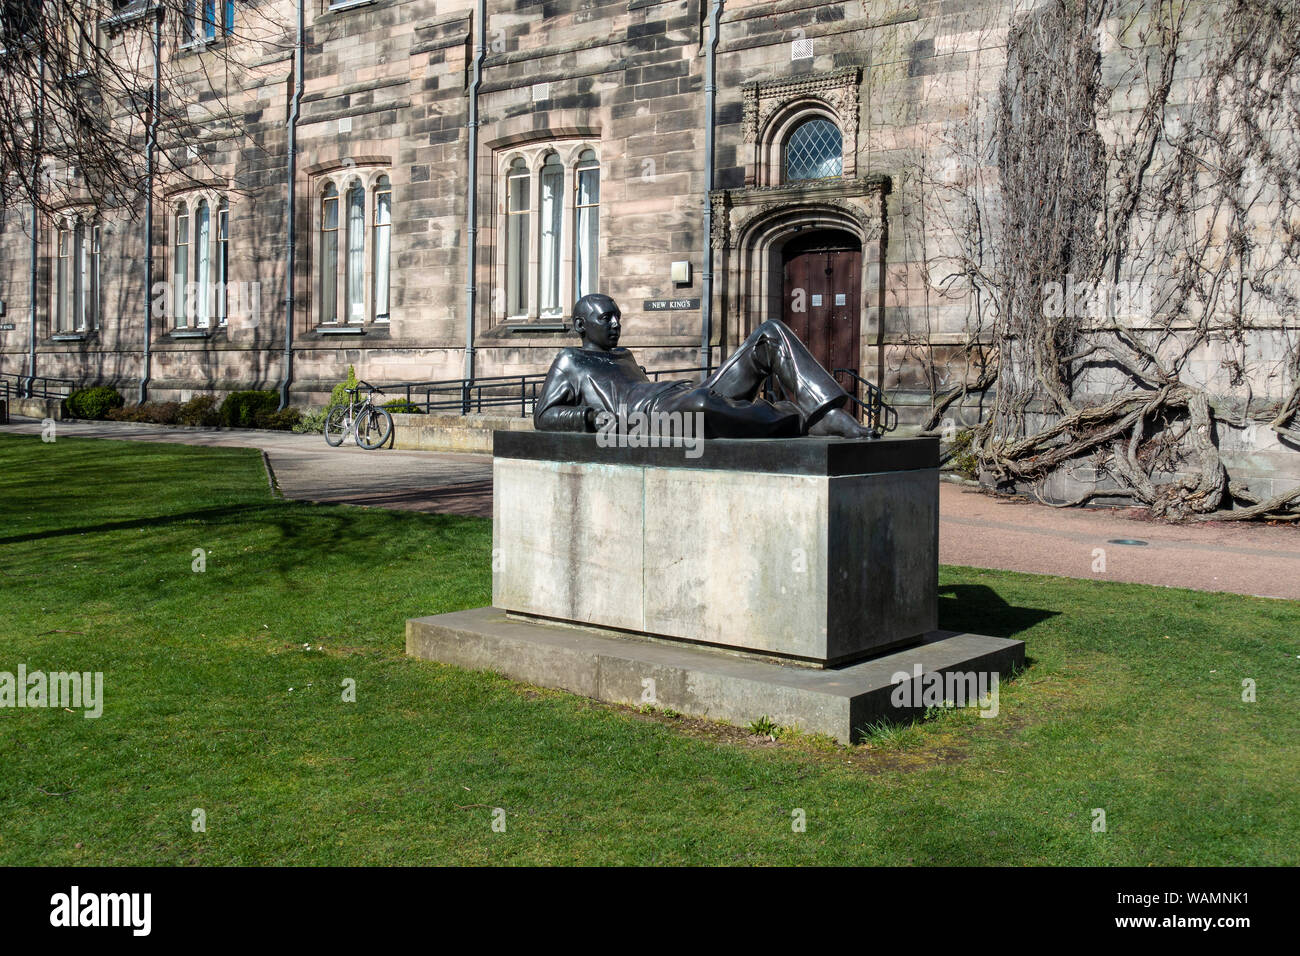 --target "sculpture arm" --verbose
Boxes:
[533,357,596,432]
